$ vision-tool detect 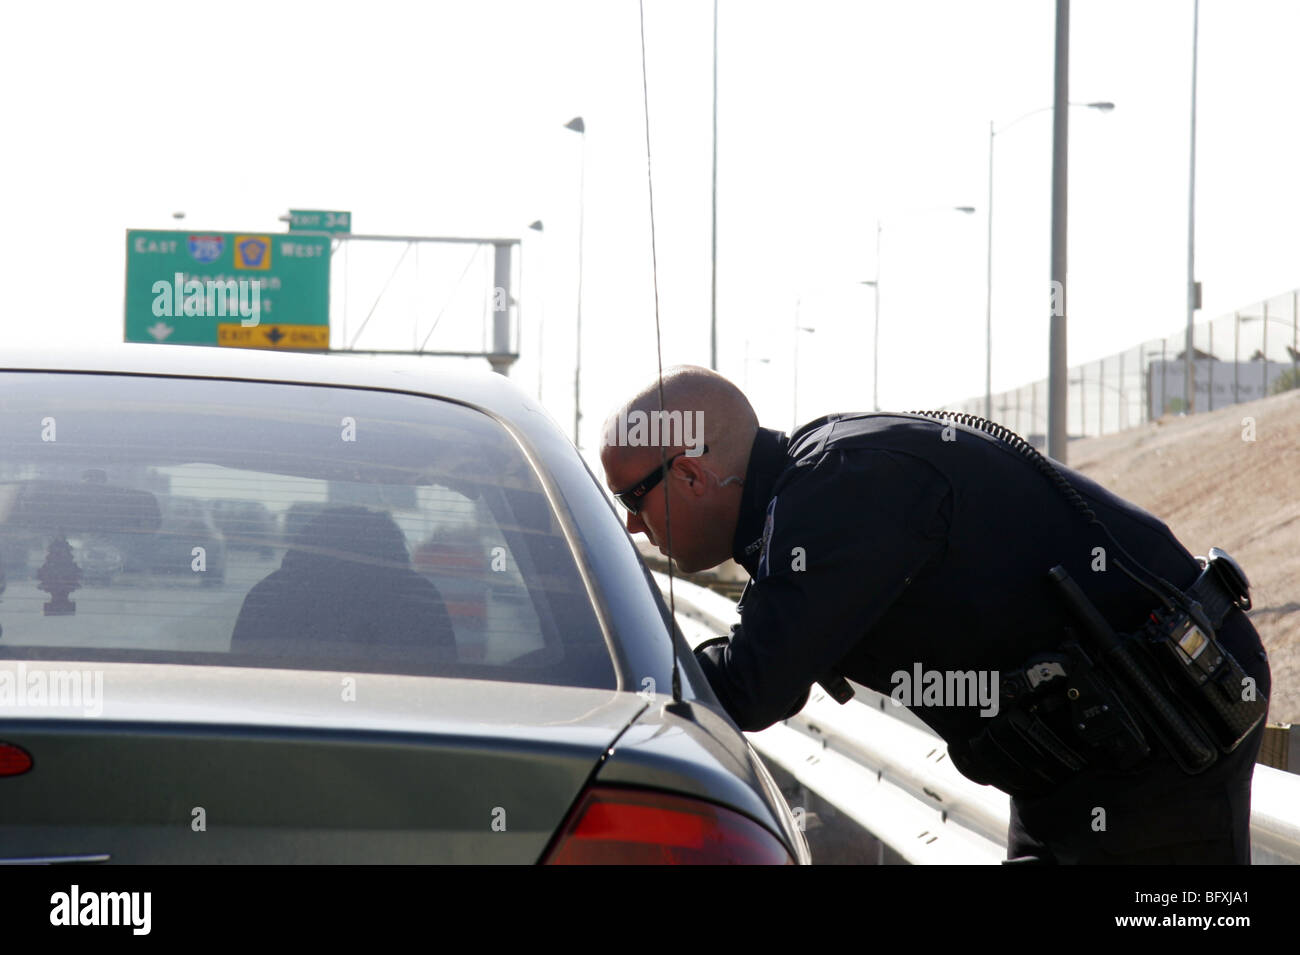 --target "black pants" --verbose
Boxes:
[1006,613,1270,864]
